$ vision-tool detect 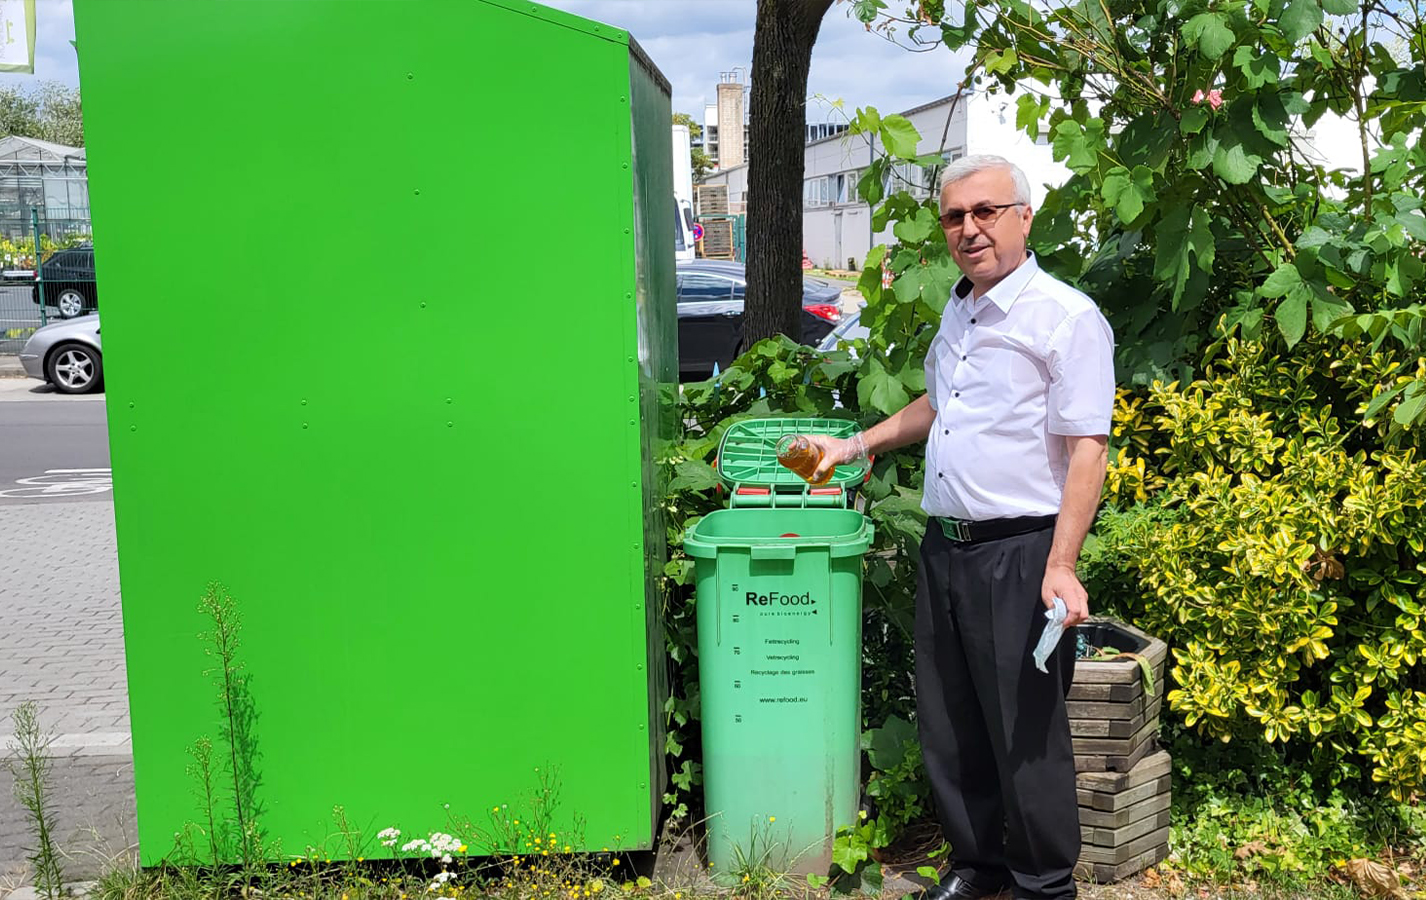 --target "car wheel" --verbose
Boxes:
[46,343,103,394]
[56,287,89,318]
